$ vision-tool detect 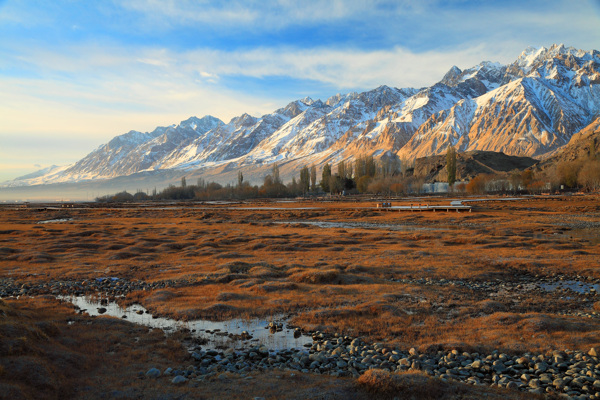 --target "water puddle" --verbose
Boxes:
[539,280,600,294]
[59,295,312,351]
[37,218,73,224]
[275,220,438,231]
